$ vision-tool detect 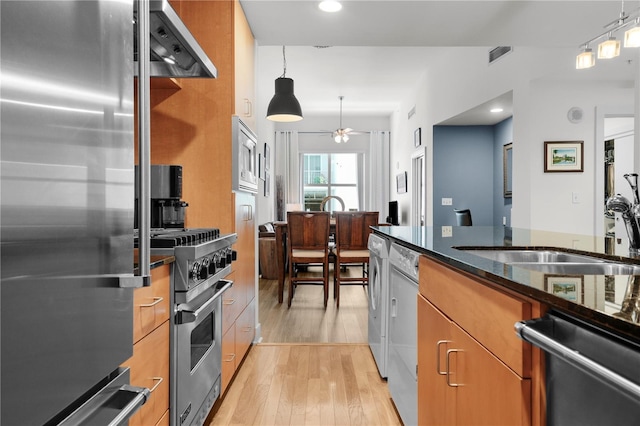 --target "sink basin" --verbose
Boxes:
[457,247,640,275]
[509,262,640,275]
[460,249,607,264]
